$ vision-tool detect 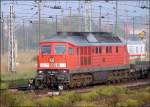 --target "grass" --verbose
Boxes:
[1,86,150,107]
[81,91,98,101]
[74,101,97,107]
[35,97,50,106]
[0,83,8,89]
[96,86,127,96]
